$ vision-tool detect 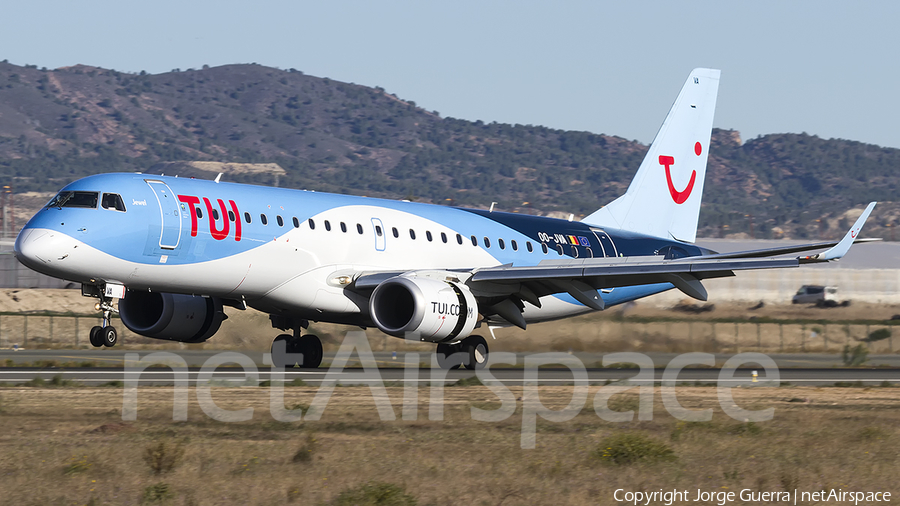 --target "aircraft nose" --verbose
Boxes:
[15,228,54,271]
